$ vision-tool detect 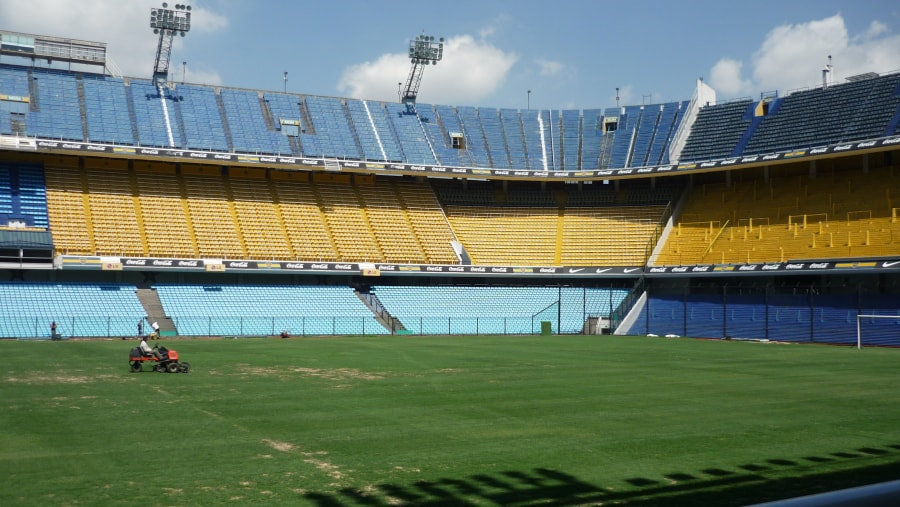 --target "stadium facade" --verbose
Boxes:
[0,29,899,344]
